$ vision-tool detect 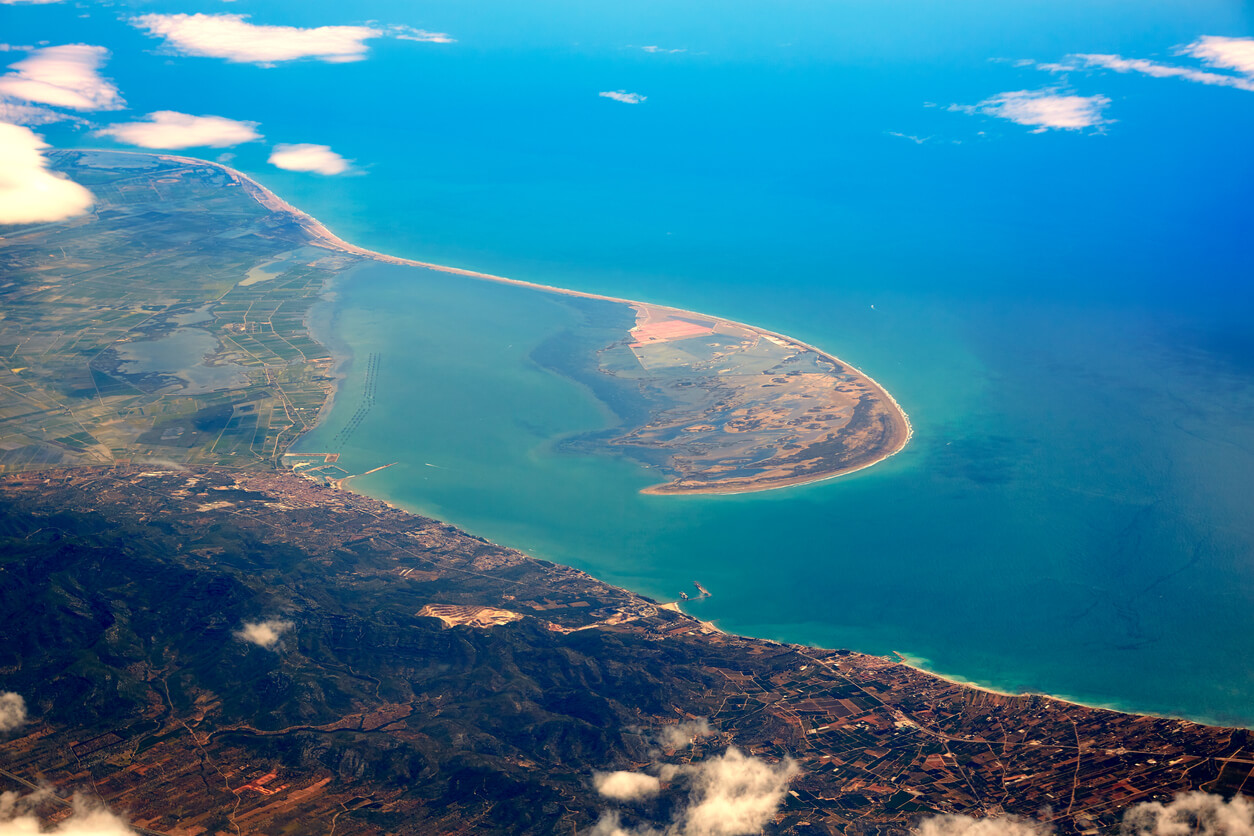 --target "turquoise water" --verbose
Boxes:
[296,263,1254,726]
[10,0,1254,723]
